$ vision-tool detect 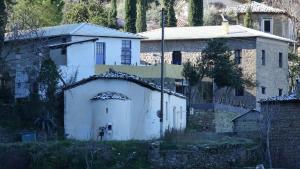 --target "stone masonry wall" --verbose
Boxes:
[261,102,300,169]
